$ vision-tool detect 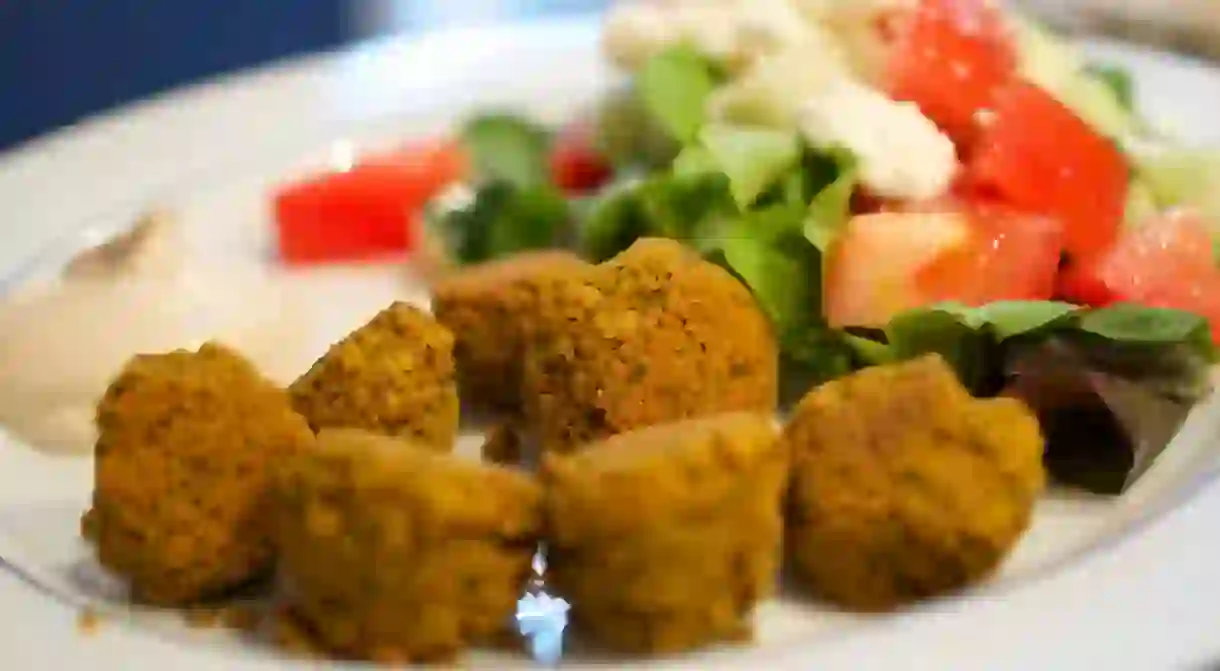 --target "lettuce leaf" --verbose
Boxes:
[593,85,681,170]
[637,45,717,144]
[698,123,801,207]
[1085,63,1135,112]
[860,301,1216,392]
[579,172,735,262]
[802,151,858,252]
[461,113,552,188]
[431,181,569,264]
